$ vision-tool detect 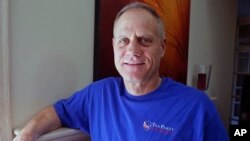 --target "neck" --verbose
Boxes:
[124,77,162,96]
